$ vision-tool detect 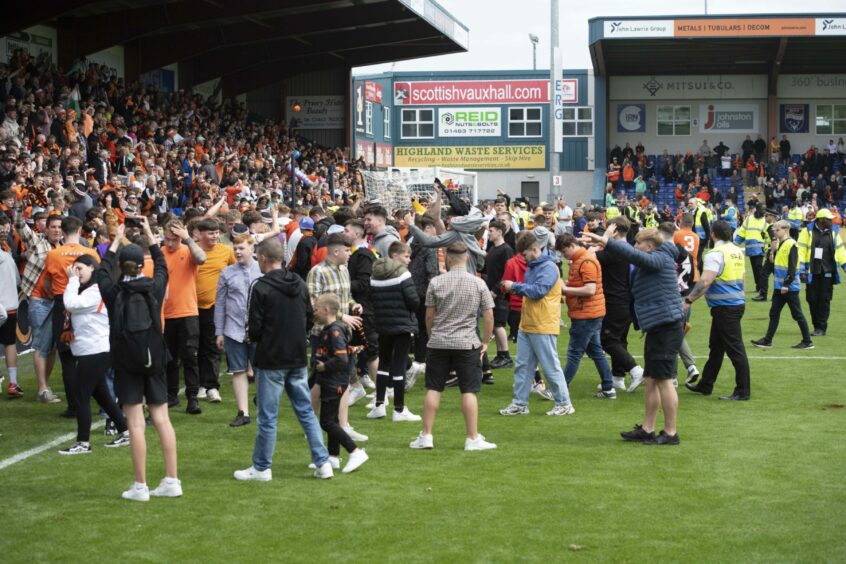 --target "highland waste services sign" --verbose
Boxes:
[438,108,501,137]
